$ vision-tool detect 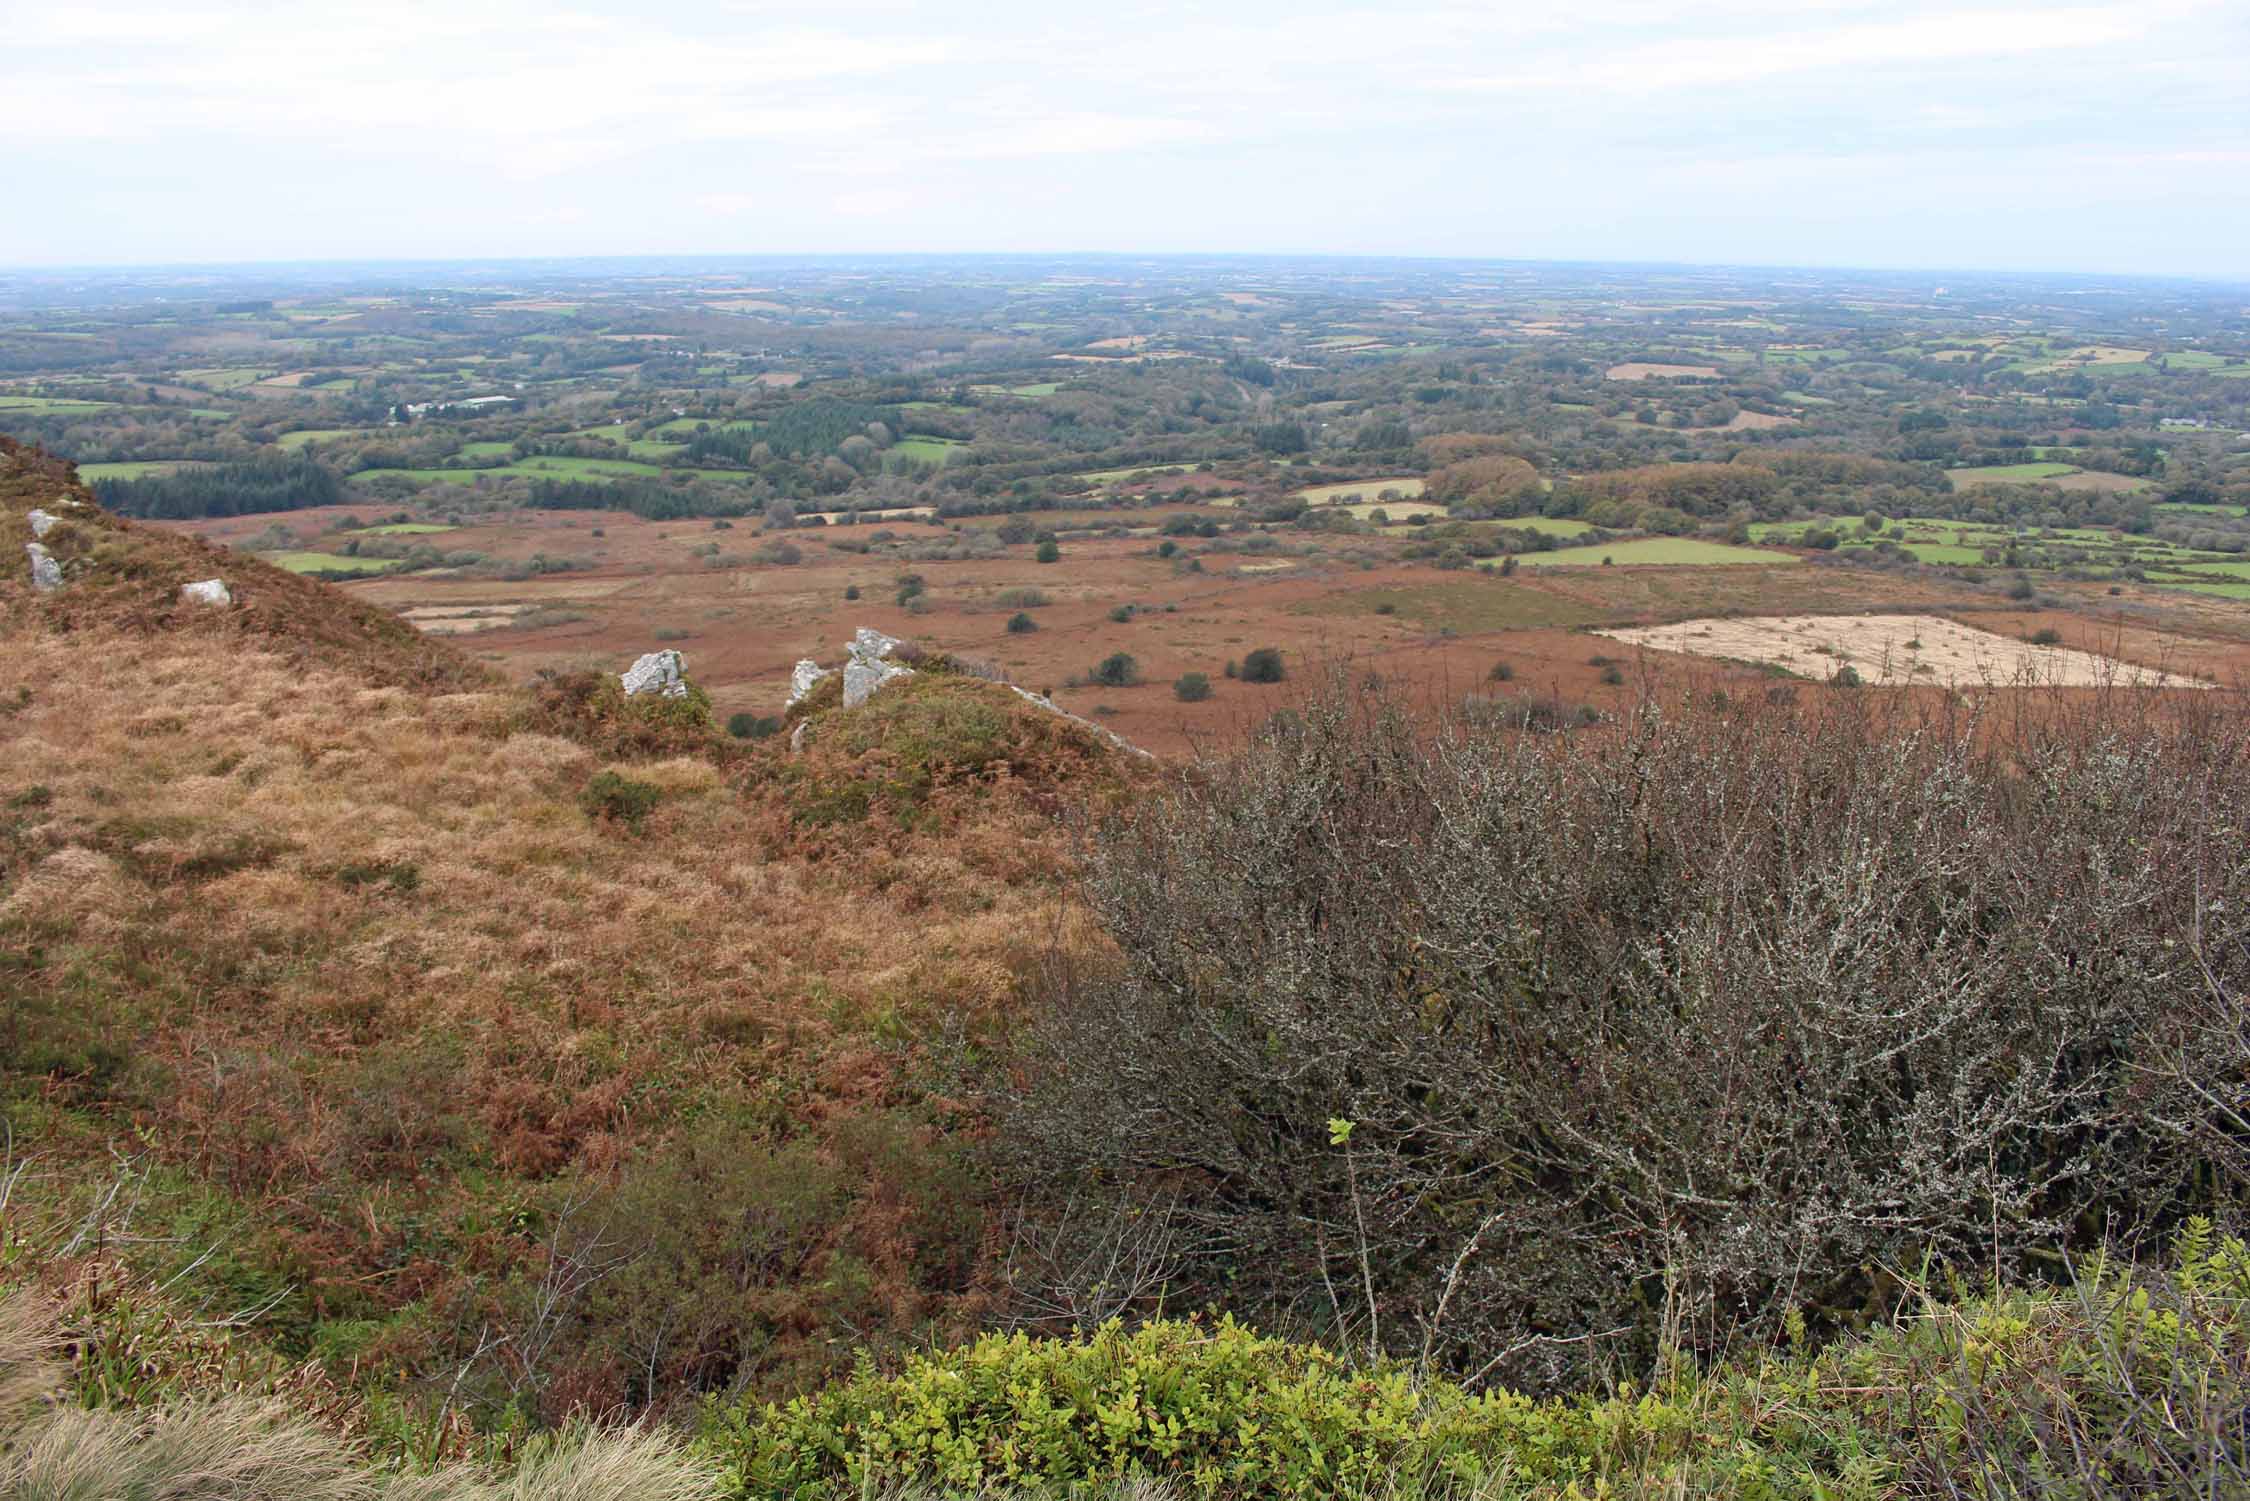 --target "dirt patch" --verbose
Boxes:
[1599,614,2212,688]
[399,603,542,635]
